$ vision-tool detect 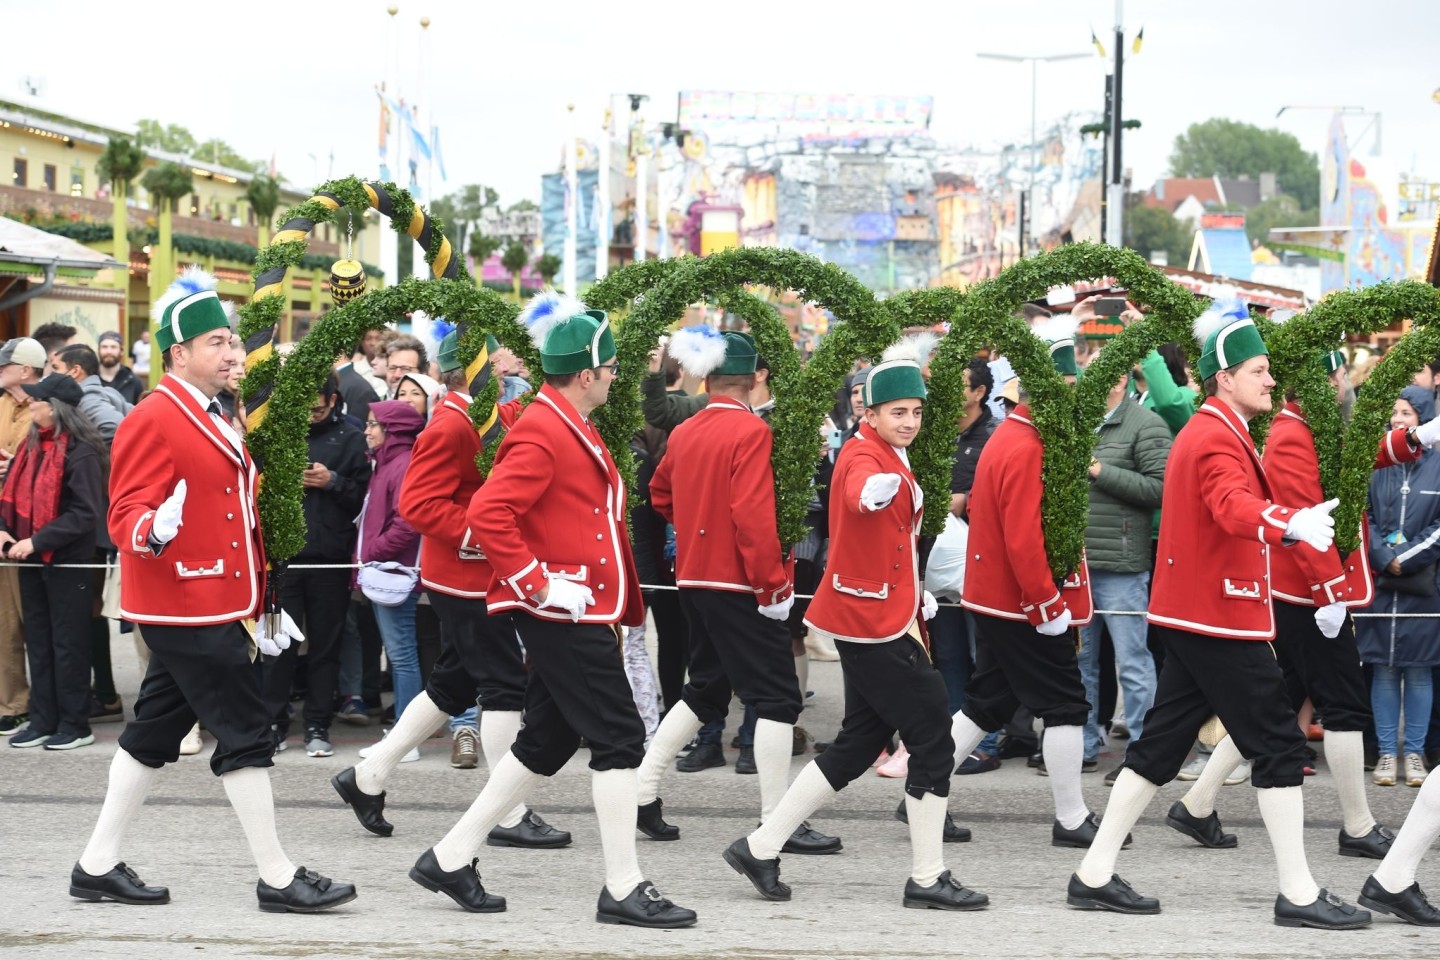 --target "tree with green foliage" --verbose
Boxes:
[1243,194,1318,246]
[500,241,530,301]
[507,199,538,213]
[194,138,263,173]
[430,183,500,257]
[1123,201,1191,267]
[1169,118,1320,210]
[245,174,281,247]
[536,253,562,288]
[98,136,146,294]
[141,162,194,214]
[134,119,197,156]
[469,230,502,270]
